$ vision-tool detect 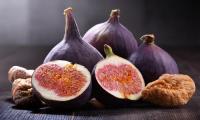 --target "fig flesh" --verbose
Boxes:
[32,60,92,108]
[83,9,138,58]
[129,34,179,84]
[44,7,103,72]
[93,45,145,106]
